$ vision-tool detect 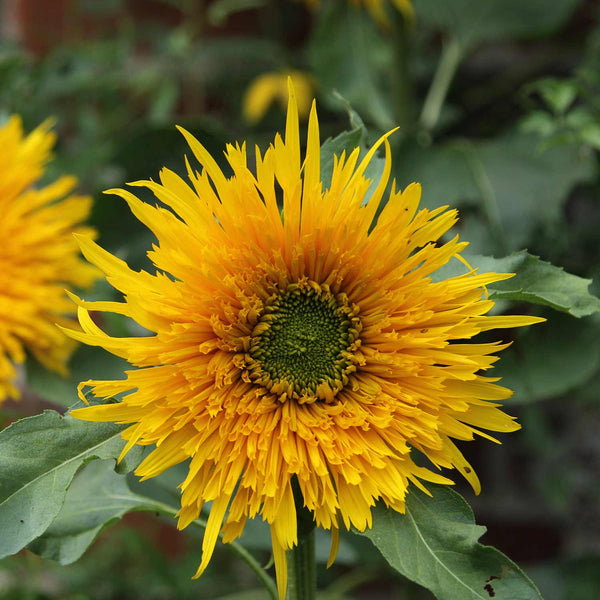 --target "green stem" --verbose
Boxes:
[458,141,507,255]
[287,528,316,600]
[226,536,279,600]
[419,38,464,133]
[146,499,278,600]
[181,0,206,115]
[391,11,415,132]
